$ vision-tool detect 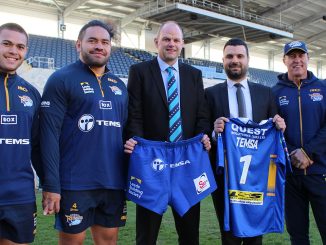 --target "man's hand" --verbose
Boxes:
[124,138,138,154]
[273,114,286,132]
[201,134,211,151]
[214,117,229,134]
[290,148,313,169]
[42,191,61,215]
